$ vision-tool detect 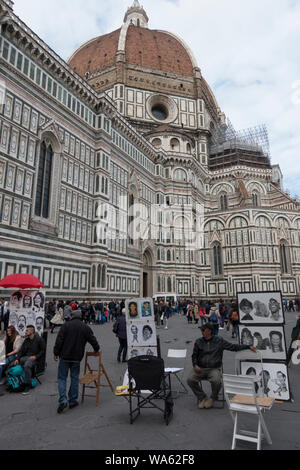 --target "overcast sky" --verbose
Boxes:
[11,0,300,197]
